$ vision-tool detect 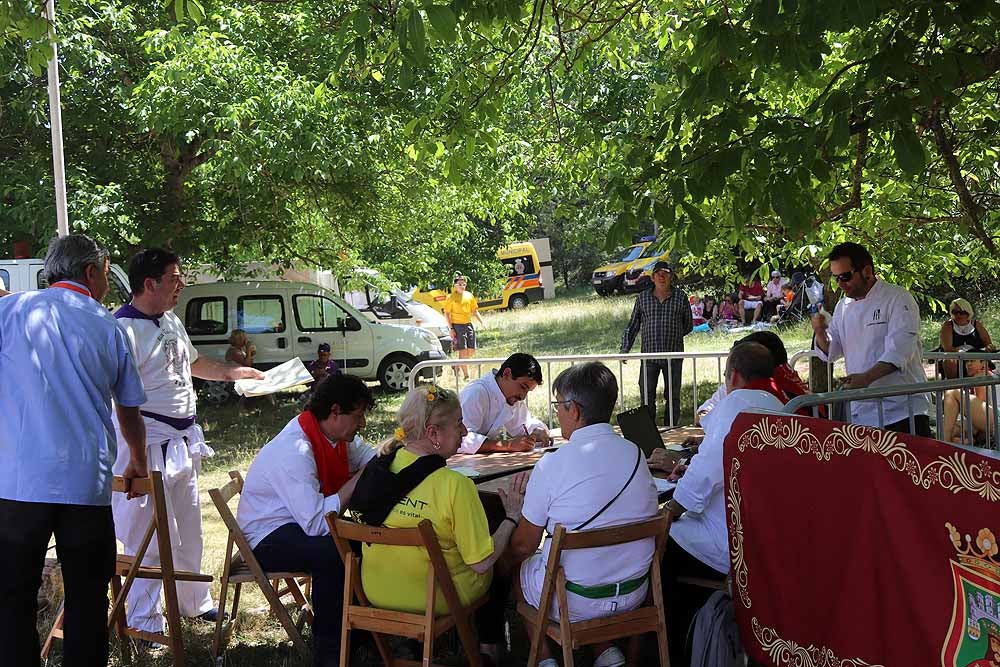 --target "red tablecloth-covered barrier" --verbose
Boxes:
[723,412,1000,667]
